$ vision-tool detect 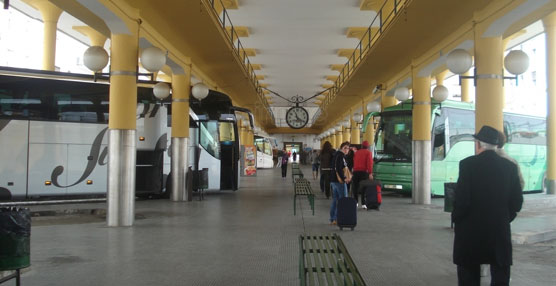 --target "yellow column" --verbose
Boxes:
[461,70,472,102]
[109,34,138,130]
[364,100,375,145]
[34,1,62,71]
[381,94,397,109]
[435,70,448,86]
[413,77,431,141]
[351,111,360,144]
[330,134,336,149]
[73,26,107,47]
[474,29,504,131]
[343,124,351,143]
[171,71,191,138]
[412,70,432,205]
[543,12,556,194]
[336,128,343,148]
[170,68,191,202]
[240,121,247,145]
[247,127,254,145]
